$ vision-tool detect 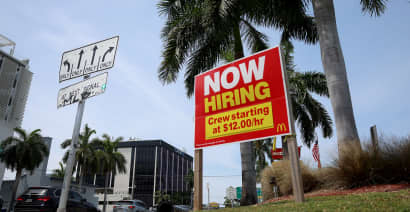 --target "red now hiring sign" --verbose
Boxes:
[194,47,292,148]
